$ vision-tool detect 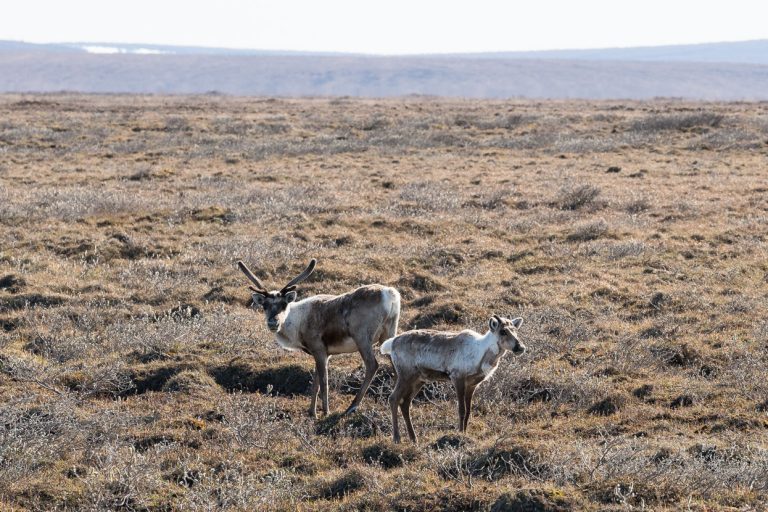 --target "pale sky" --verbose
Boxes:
[2,0,767,54]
